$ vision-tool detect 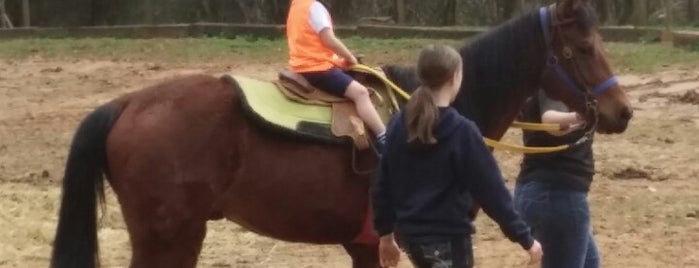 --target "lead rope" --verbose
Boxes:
[351,64,574,154]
